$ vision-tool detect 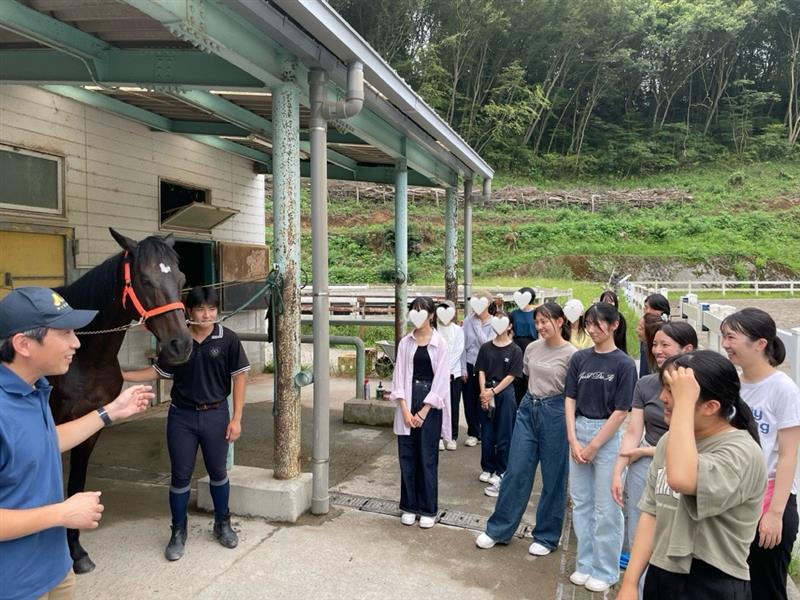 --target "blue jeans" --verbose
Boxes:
[624,450,652,550]
[486,393,568,549]
[569,416,624,585]
[398,379,442,516]
[479,386,516,475]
